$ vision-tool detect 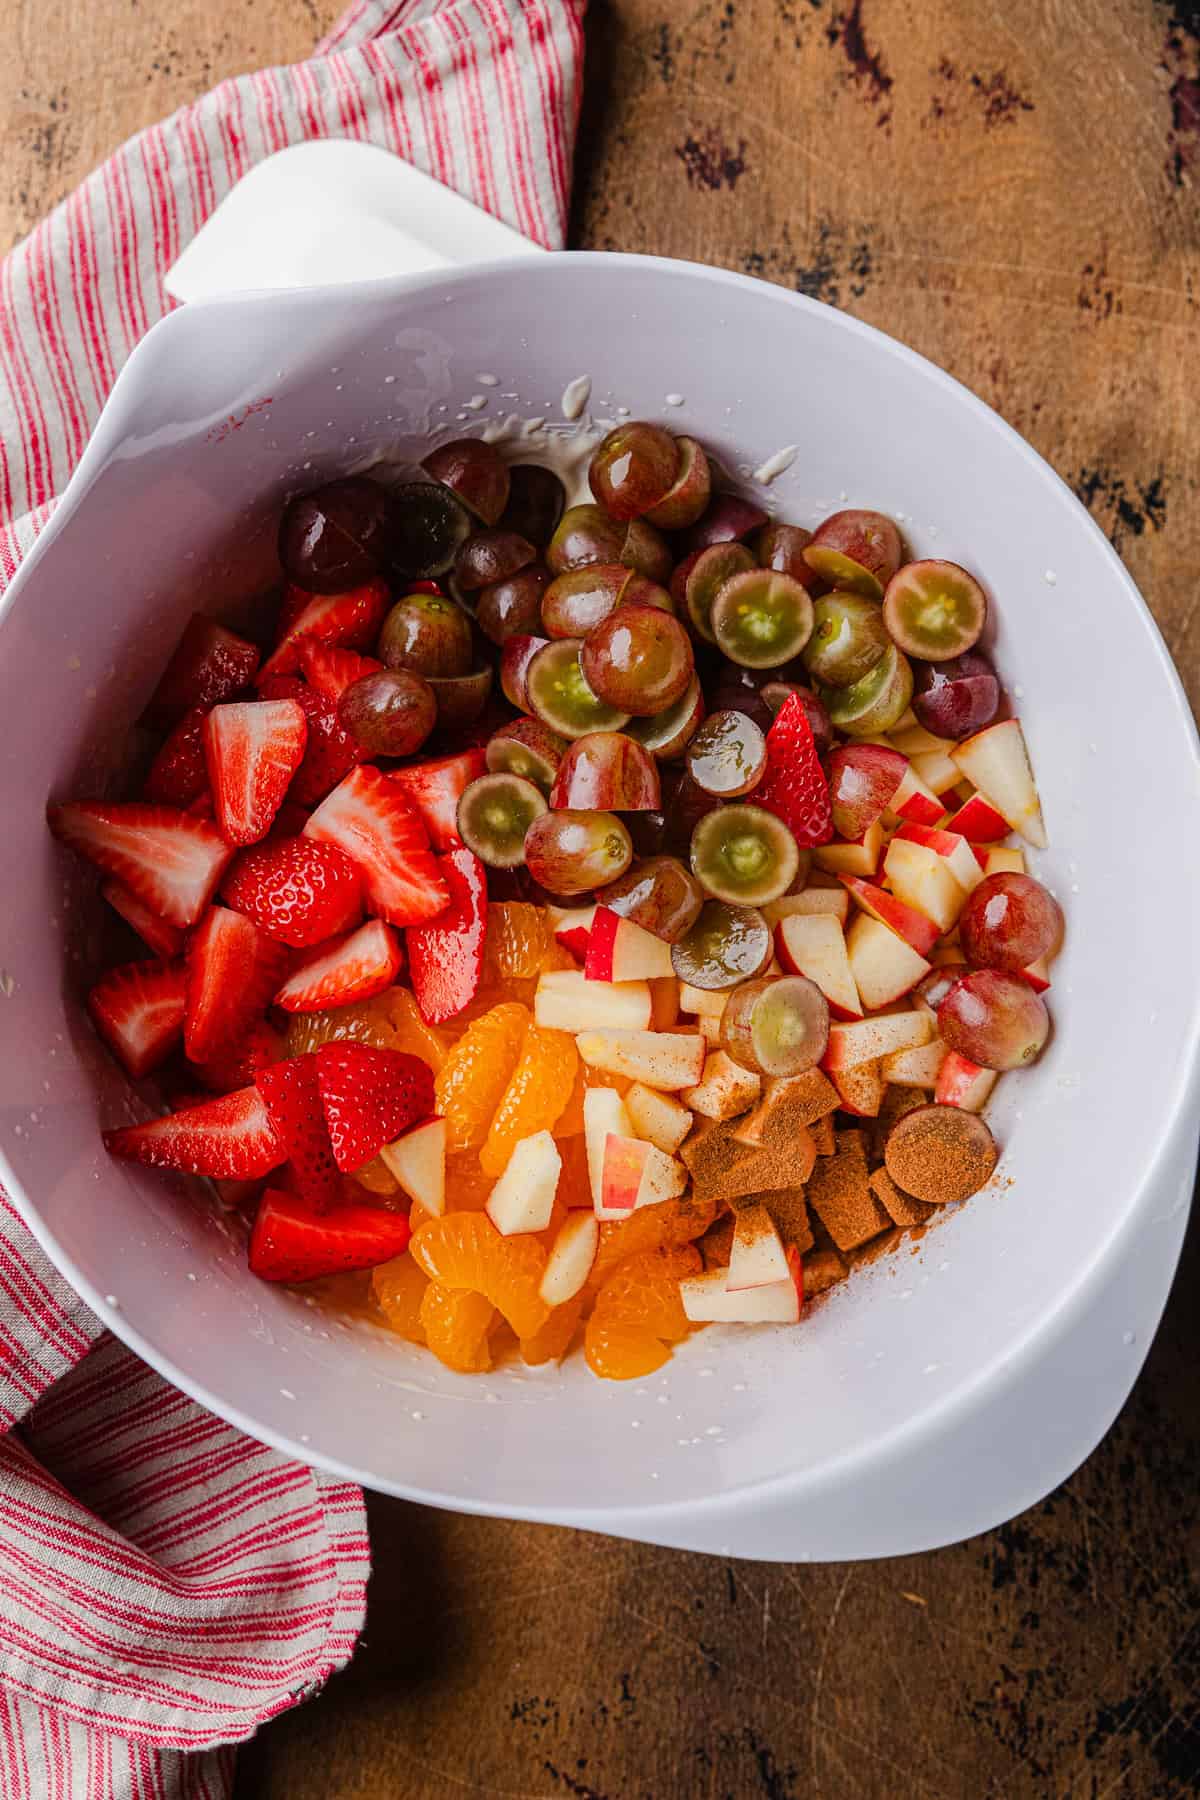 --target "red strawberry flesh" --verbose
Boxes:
[48,802,234,927]
[316,1042,435,1172]
[390,749,487,851]
[405,848,487,1025]
[298,640,384,704]
[202,698,308,846]
[184,905,289,1063]
[101,881,186,960]
[304,765,449,926]
[144,705,211,808]
[256,1055,340,1210]
[221,835,363,947]
[146,615,261,726]
[275,919,403,1014]
[87,960,187,1081]
[754,691,833,848]
[249,1187,411,1282]
[103,1085,285,1178]
[258,674,361,805]
[257,579,389,682]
